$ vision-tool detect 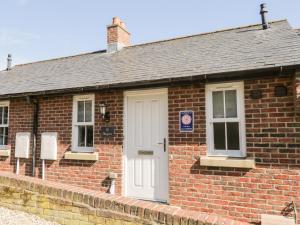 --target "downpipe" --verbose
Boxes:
[27,97,39,177]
